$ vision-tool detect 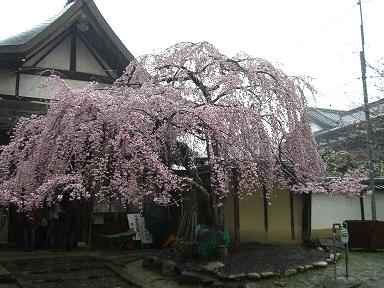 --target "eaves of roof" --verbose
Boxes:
[308,107,340,128]
[0,2,79,54]
[340,98,384,117]
[313,98,384,138]
[0,0,134,62]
